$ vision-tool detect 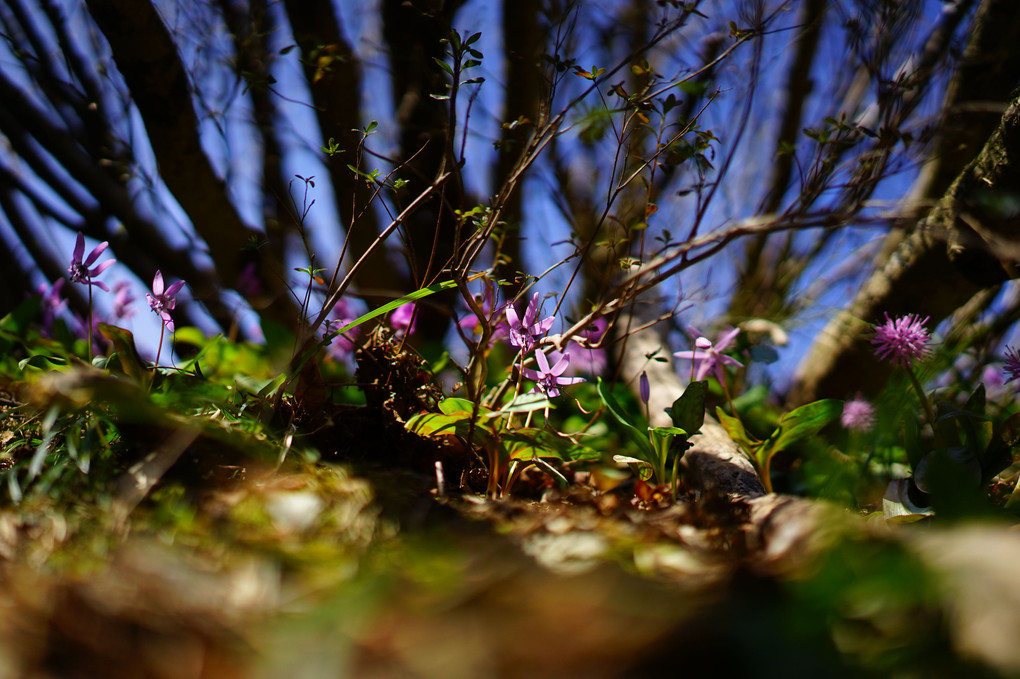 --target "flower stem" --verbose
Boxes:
[905,366,943,449]
[86,286,93,364]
